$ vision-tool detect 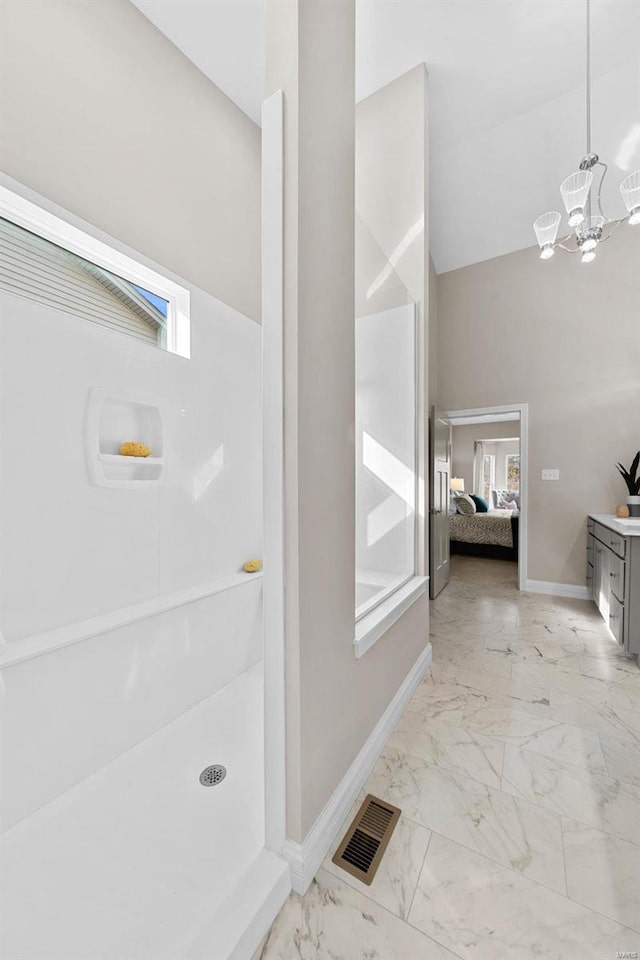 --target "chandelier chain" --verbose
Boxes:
[586,0,591,156]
